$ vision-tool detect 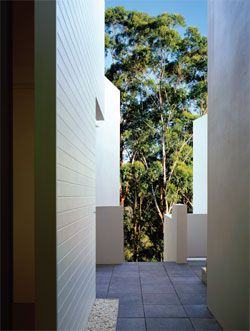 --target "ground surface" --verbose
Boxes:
[85,299,119,331]
[96,261,222,331]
